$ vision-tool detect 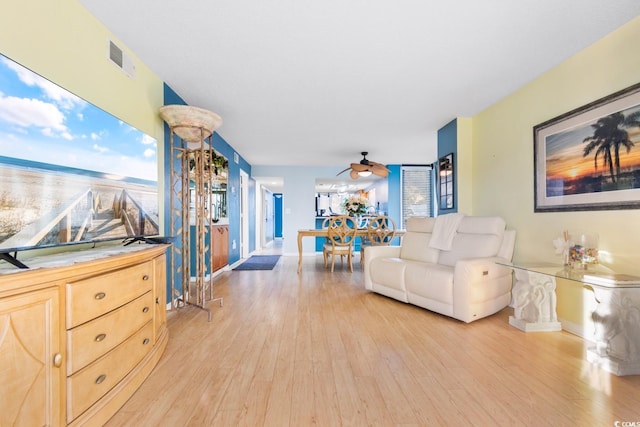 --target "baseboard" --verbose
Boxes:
[167,267,227,309]
[558,317,596,343]
[229,259,244,269]
[284,252,317,257]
